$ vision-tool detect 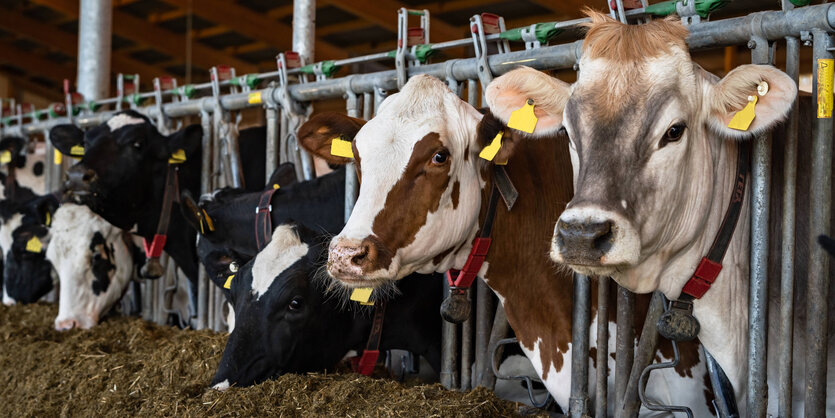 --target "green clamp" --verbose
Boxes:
[88,101,101,112]
[385,46,435,64]
[788,0,810,5]
[500,23,562,44]
[128,93,144,106]
[178,85,196,99]
[230,74,261,89]
[645,0,729,18]
[300,60,341,78]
